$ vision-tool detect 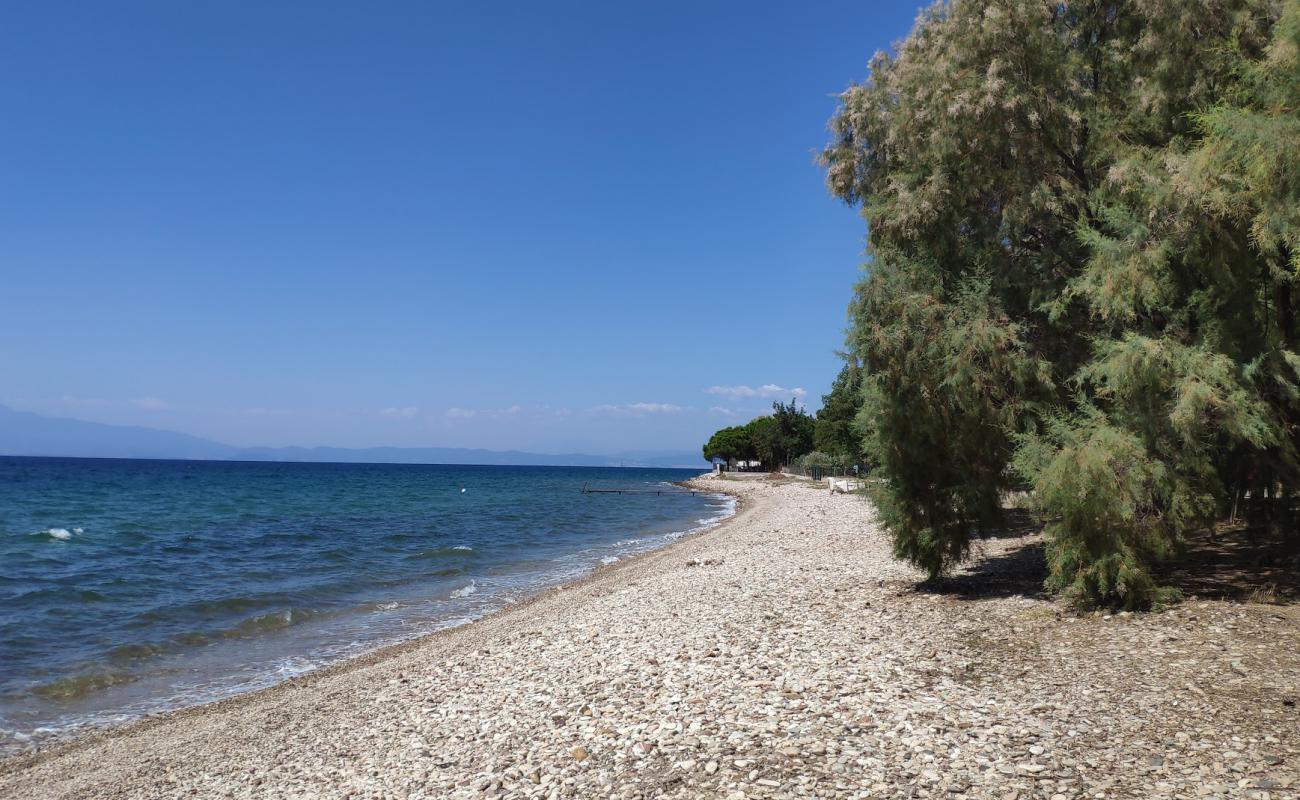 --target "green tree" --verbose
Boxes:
[744,416,780,470]
[797,450,850,474]
[702,425,754,465]
[768,398,816,469]
[813,361,865,463]
[823,0,1295,607]
[701,403,815,472]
